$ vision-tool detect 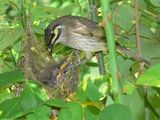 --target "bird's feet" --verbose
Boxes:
[66,57,87,70]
